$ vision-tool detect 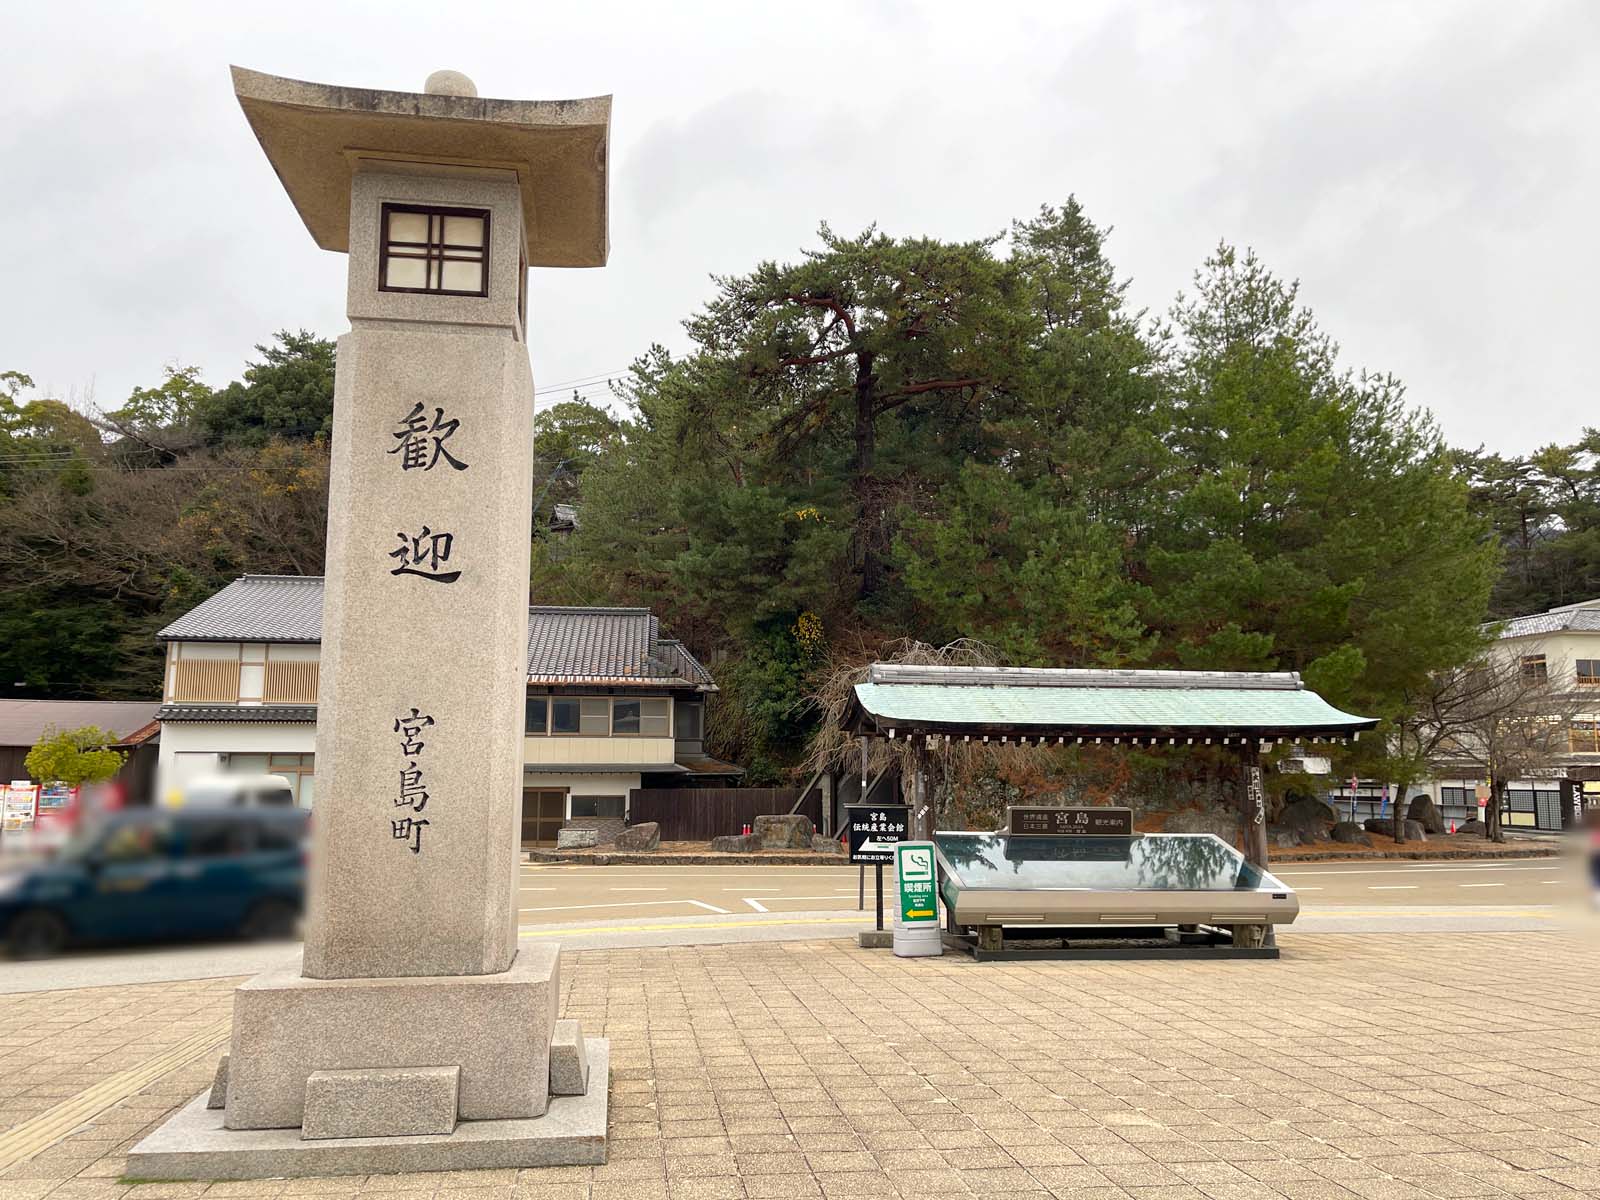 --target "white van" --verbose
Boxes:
[165,774,297,810]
